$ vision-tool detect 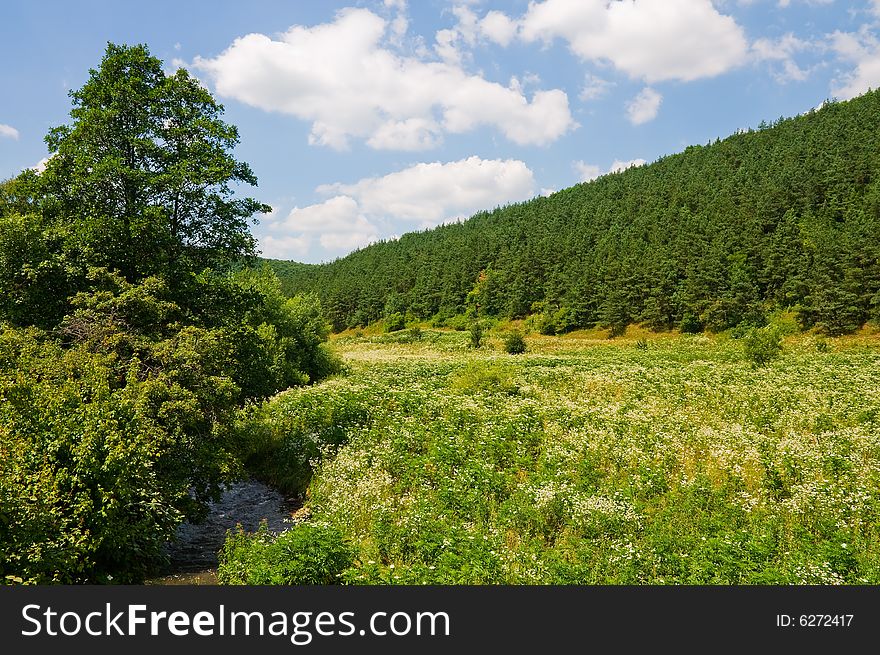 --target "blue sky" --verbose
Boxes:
[2,0,880,263]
